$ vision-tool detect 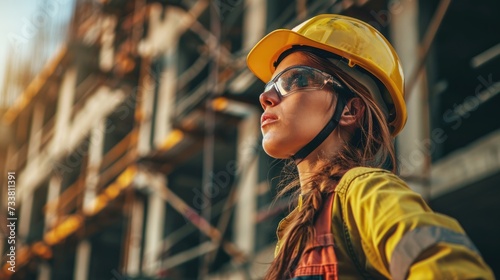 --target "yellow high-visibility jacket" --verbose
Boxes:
[275,167,495,279]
